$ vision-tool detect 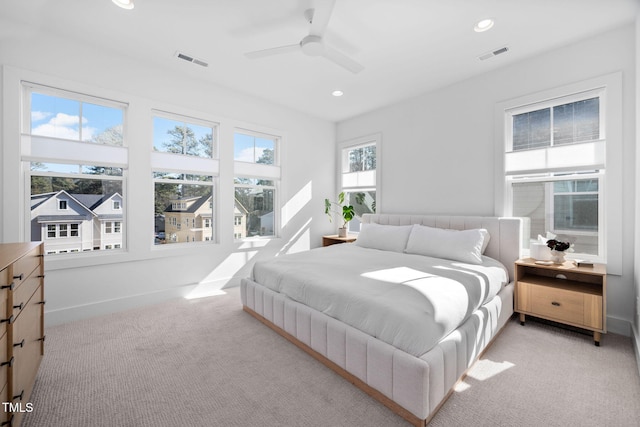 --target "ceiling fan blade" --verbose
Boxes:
[322,45,364,74]
[244,44,300,59]
[309,0,336,37]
